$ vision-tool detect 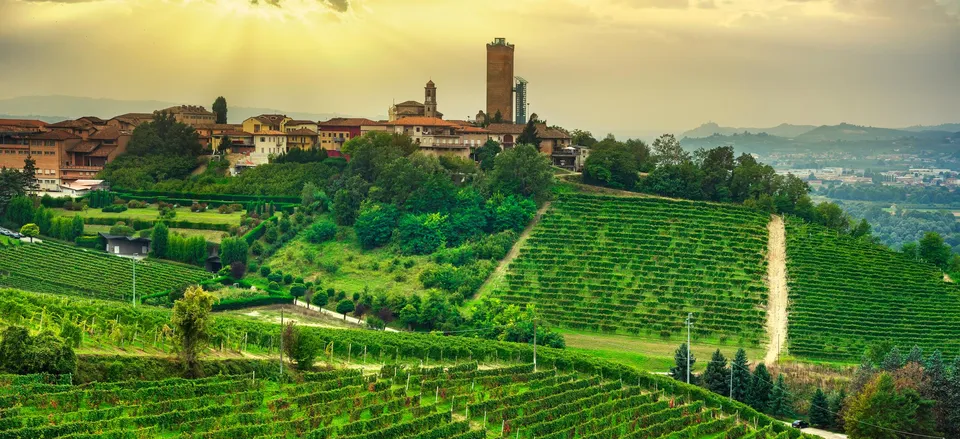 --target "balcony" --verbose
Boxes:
[61,164,104,172]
